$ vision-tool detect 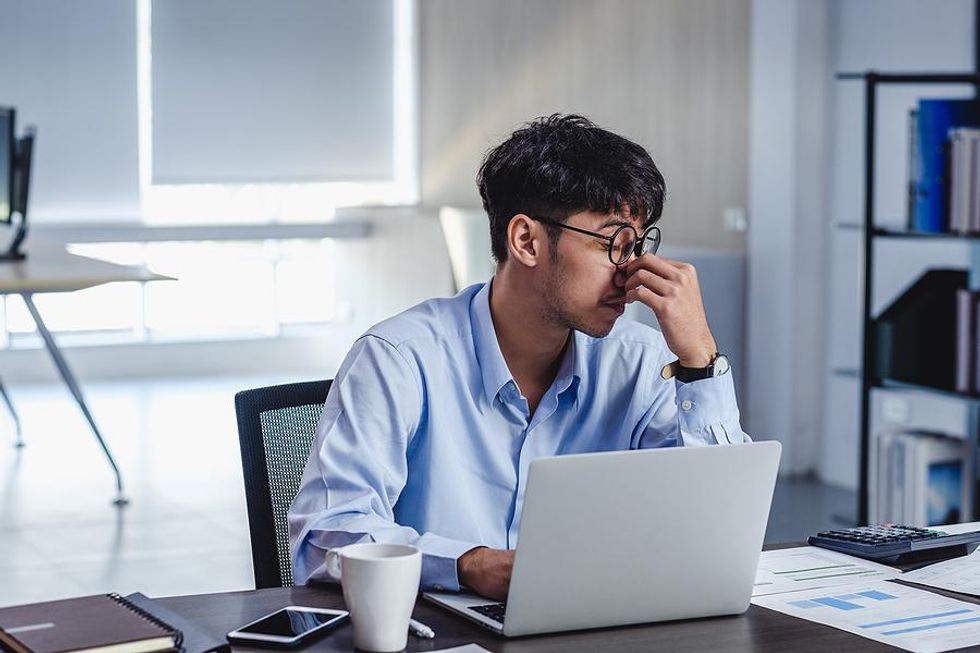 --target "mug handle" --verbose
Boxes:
[325,548,344,580]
